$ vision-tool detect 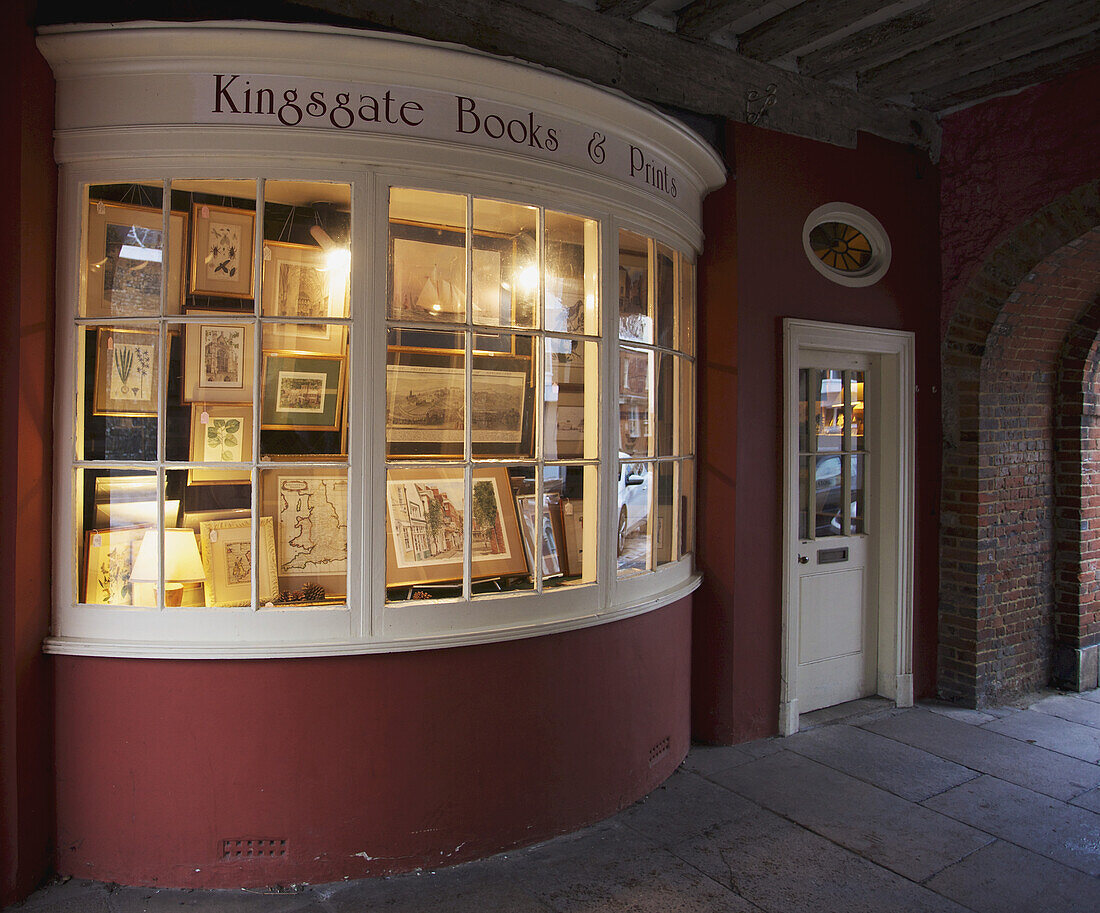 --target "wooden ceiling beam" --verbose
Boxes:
[675,0,768,41]
[914,30,1100,110]
[798,0,1039,81]
[597,0,657,18]
[859,0,1098,97]
[736,0,896,62]
[278,0,939,152]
